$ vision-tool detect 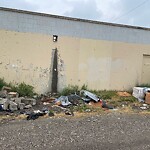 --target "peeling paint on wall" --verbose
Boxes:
[57,52,66,92]
[0,59,50,93]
